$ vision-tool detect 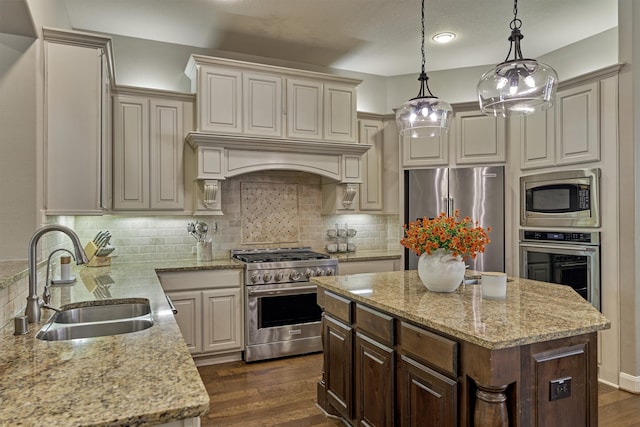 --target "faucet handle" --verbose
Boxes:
[43,285,52,305]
